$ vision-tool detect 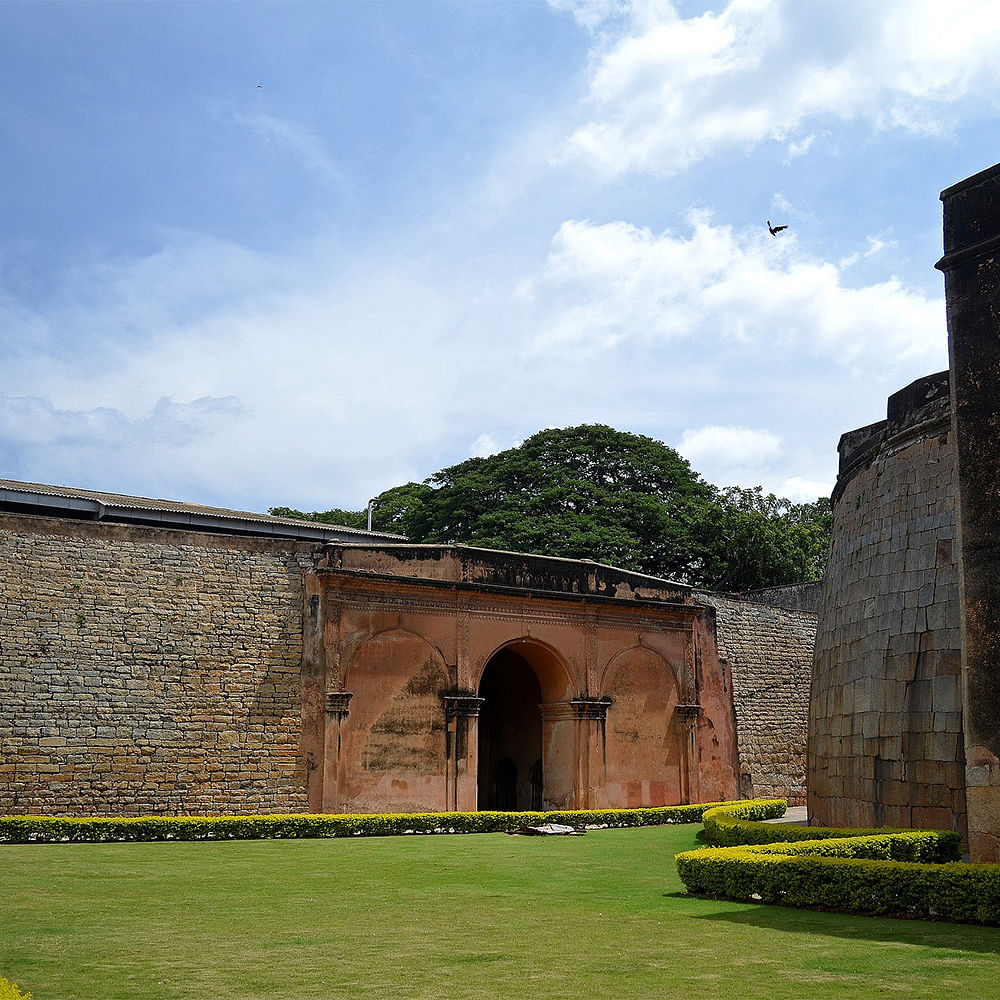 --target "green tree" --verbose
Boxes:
[691,487,831,591]
[268,505,368,530]
[270,425,832,590]
[269,482,434,537]
[398,425,714,580]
